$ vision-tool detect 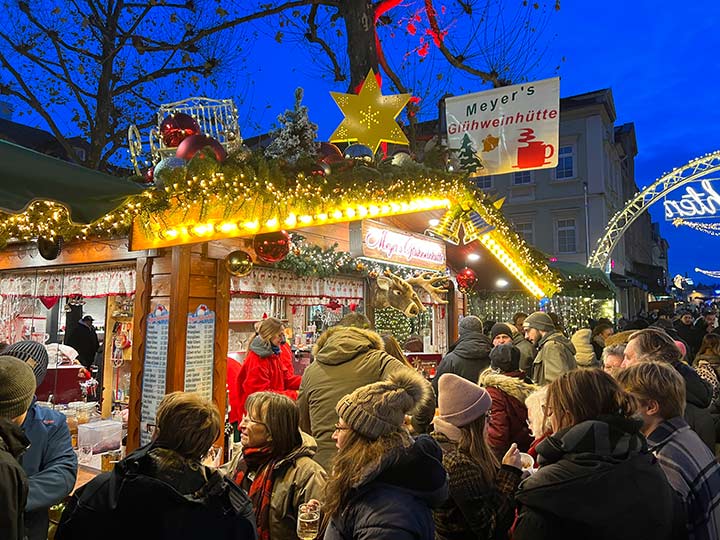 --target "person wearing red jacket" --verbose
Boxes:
[236,317,301,420]
[479,344,537,461]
